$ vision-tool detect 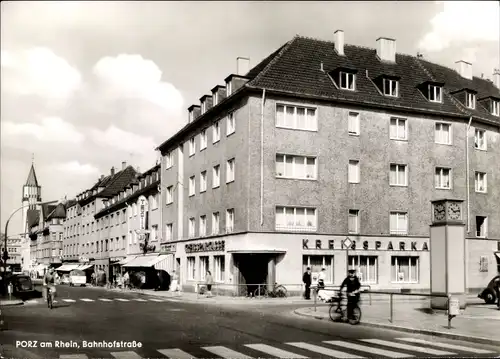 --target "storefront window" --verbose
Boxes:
[302,255,333,283]
[348,255,378,284]
[199,256,209,280]
[391,256,419,283]
[214,255,225,282]
[187,257,196,280]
